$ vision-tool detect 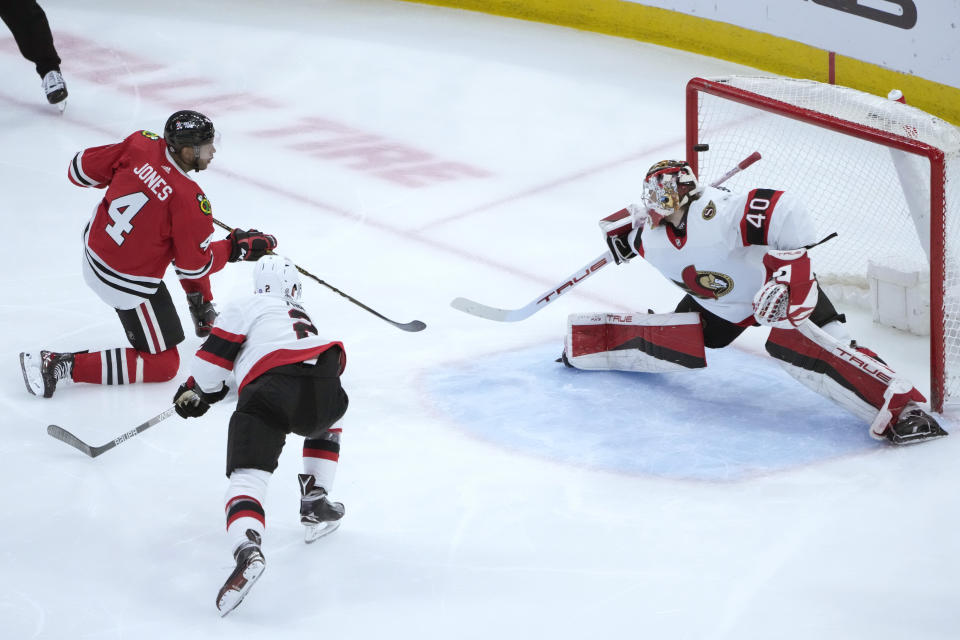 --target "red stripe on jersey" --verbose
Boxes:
[303,447,340,462]
[739,189,784,246]
[197,349,236,371]
[238,343,345,393]
[211,327,245,343]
